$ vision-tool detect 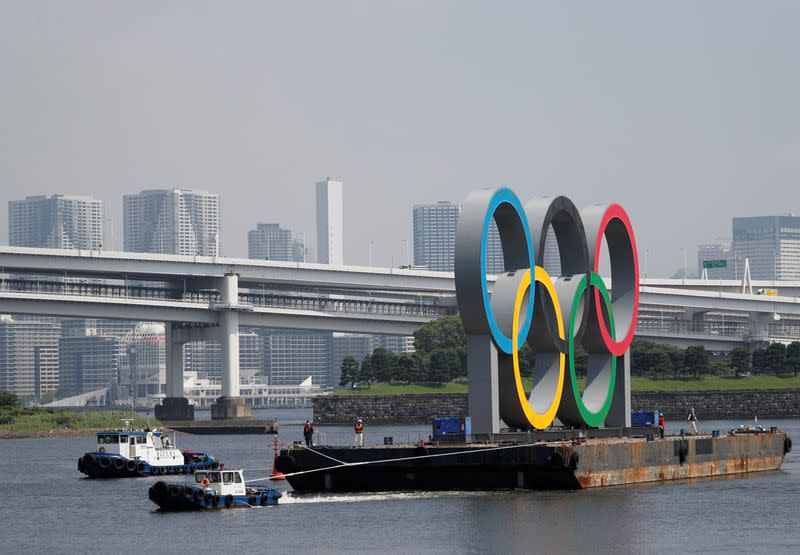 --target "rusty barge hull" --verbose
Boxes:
[275,431,790,492]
